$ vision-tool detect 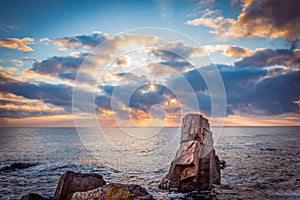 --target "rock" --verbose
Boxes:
[219,160,227,170]
[260,148,276,151]
[0,162,37,172]
[159,114,221,192]
[20,193,53,200]
[71,183,154,200]
[54,171,106,200]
